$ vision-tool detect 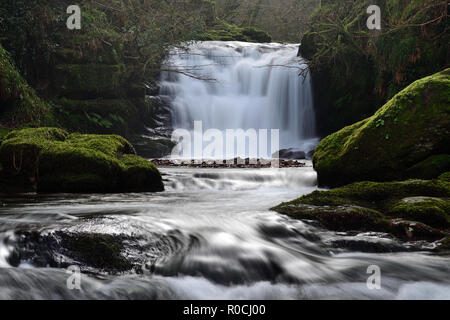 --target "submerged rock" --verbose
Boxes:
[9,230,134,272]
[272,179,450,241]
[0,127,164,193]
[313,69,450,188]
